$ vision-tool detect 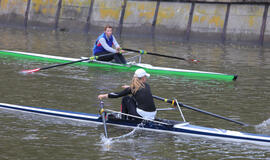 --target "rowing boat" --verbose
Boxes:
[0,50,237,81]
[1,102,269,145]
